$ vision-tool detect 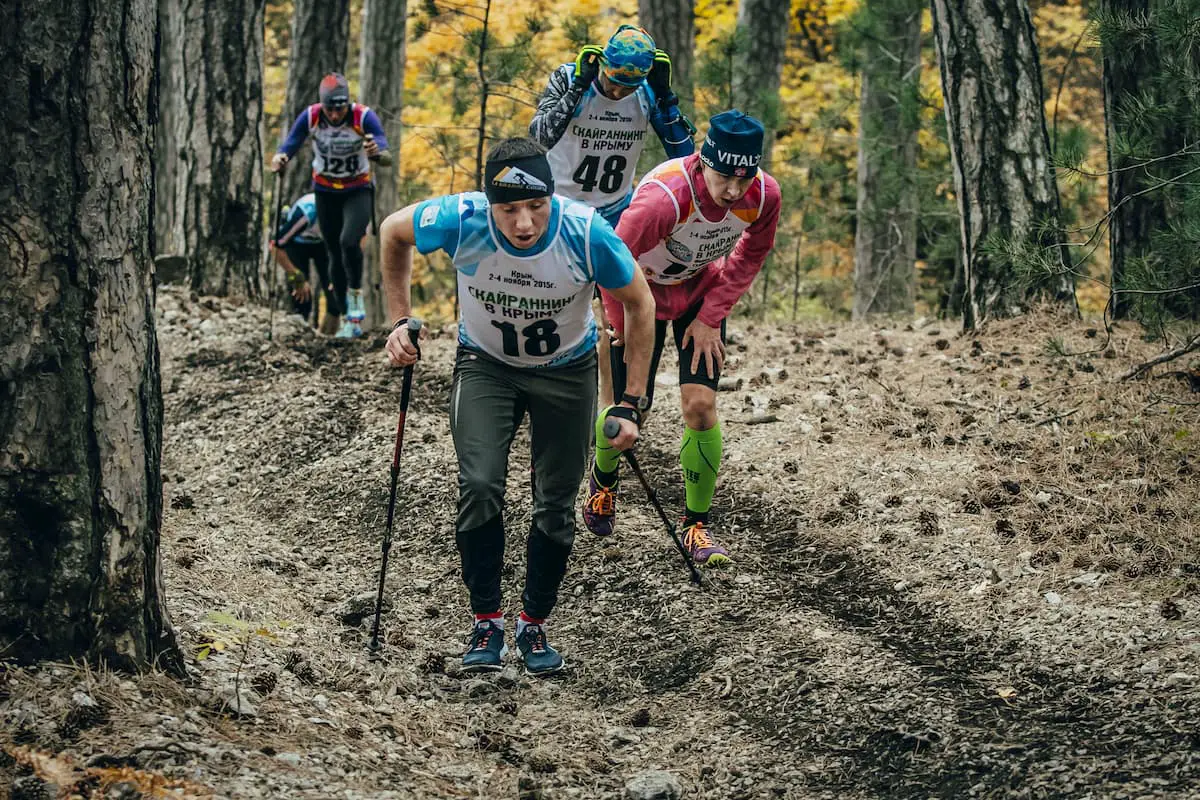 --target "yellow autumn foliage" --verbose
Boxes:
[264,0,1112,318]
